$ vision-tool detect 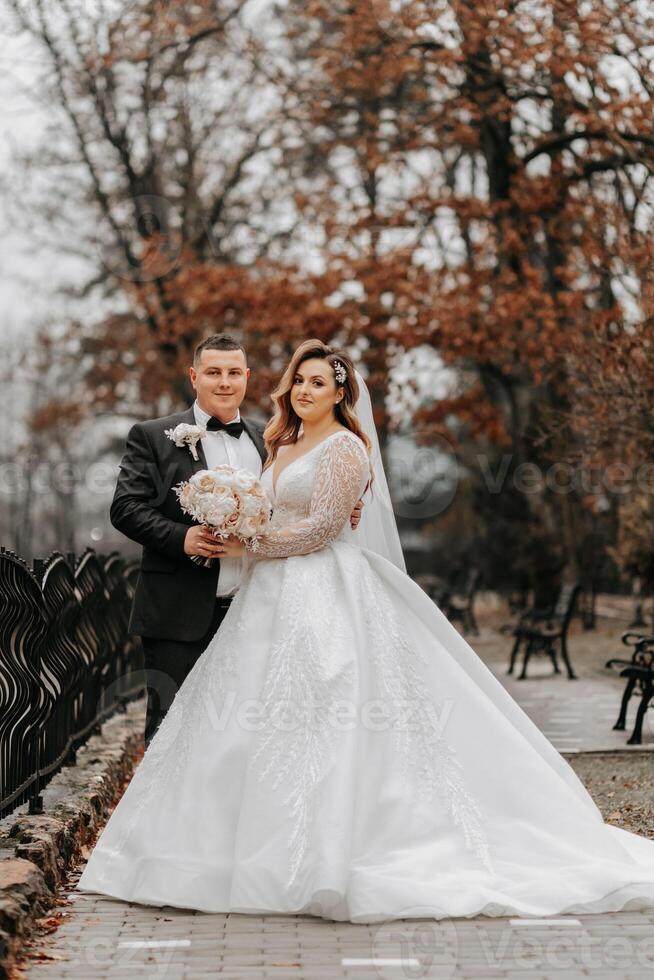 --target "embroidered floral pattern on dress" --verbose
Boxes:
[252,429,493,877]
[241,432,369,887]
[248,549,357,887]
[247,431,369,558]
[358,561,494,875]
